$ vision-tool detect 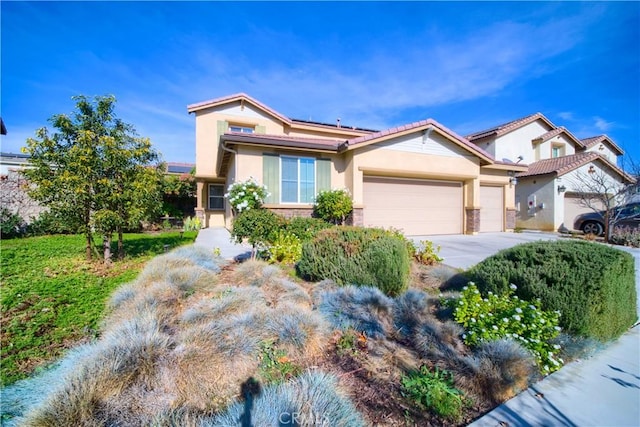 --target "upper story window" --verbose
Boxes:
[229,125,254,134]
[551,144,565,158]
